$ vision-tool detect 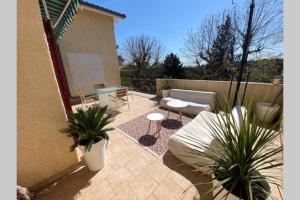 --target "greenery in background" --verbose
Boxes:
[162,53,184,78]
[61,105,114,152]
[178,101,283,199]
